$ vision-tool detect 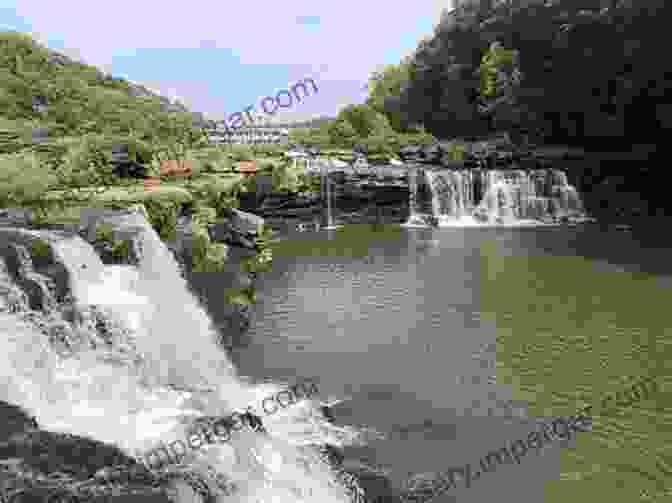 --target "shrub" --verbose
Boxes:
[257,160,275,175]
[184,151,203,179]
[190,215,228,272]
[271,164,299,192]
[443,141,467,161]
[223,286,256,306]
[297,172,321,193]
[59,136,116,187]
[239,175,257,194]
[30,238,51,259]
[143,198,179,240]
[192,182,240,217]
[240,224,273,276]
[190,147,232,173]
[253,144,284,157]
[0,151,57,209]
[94,222,131,260]
[229,145,254,162]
